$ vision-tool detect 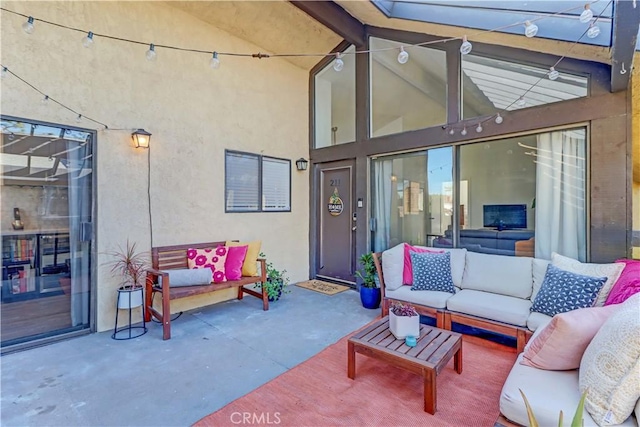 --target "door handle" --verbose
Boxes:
[352,226,357,231]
